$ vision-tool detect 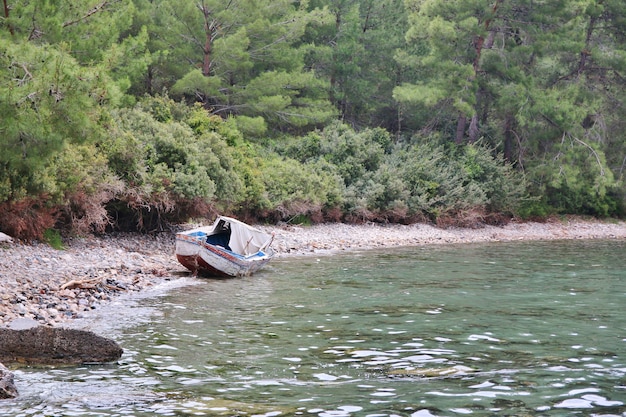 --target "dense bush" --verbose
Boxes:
[0,90,531,240]
[246,154,343,222]
[525,137,623,218]
[278,123,526,224]
[65,98,343,231]
[380,141,527,225]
